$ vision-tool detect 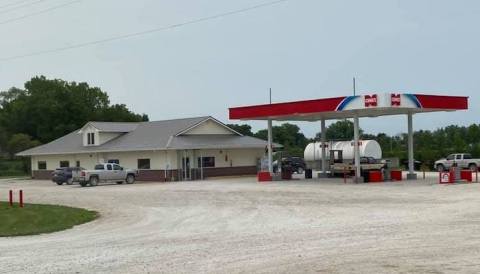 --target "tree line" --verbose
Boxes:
[0,76,474,171]
[0,76,148,158]
[229,120,478,170]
